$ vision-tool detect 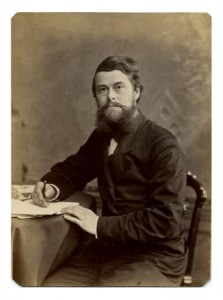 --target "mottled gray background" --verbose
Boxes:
[12,13,211,194]
[11,12,211,286]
